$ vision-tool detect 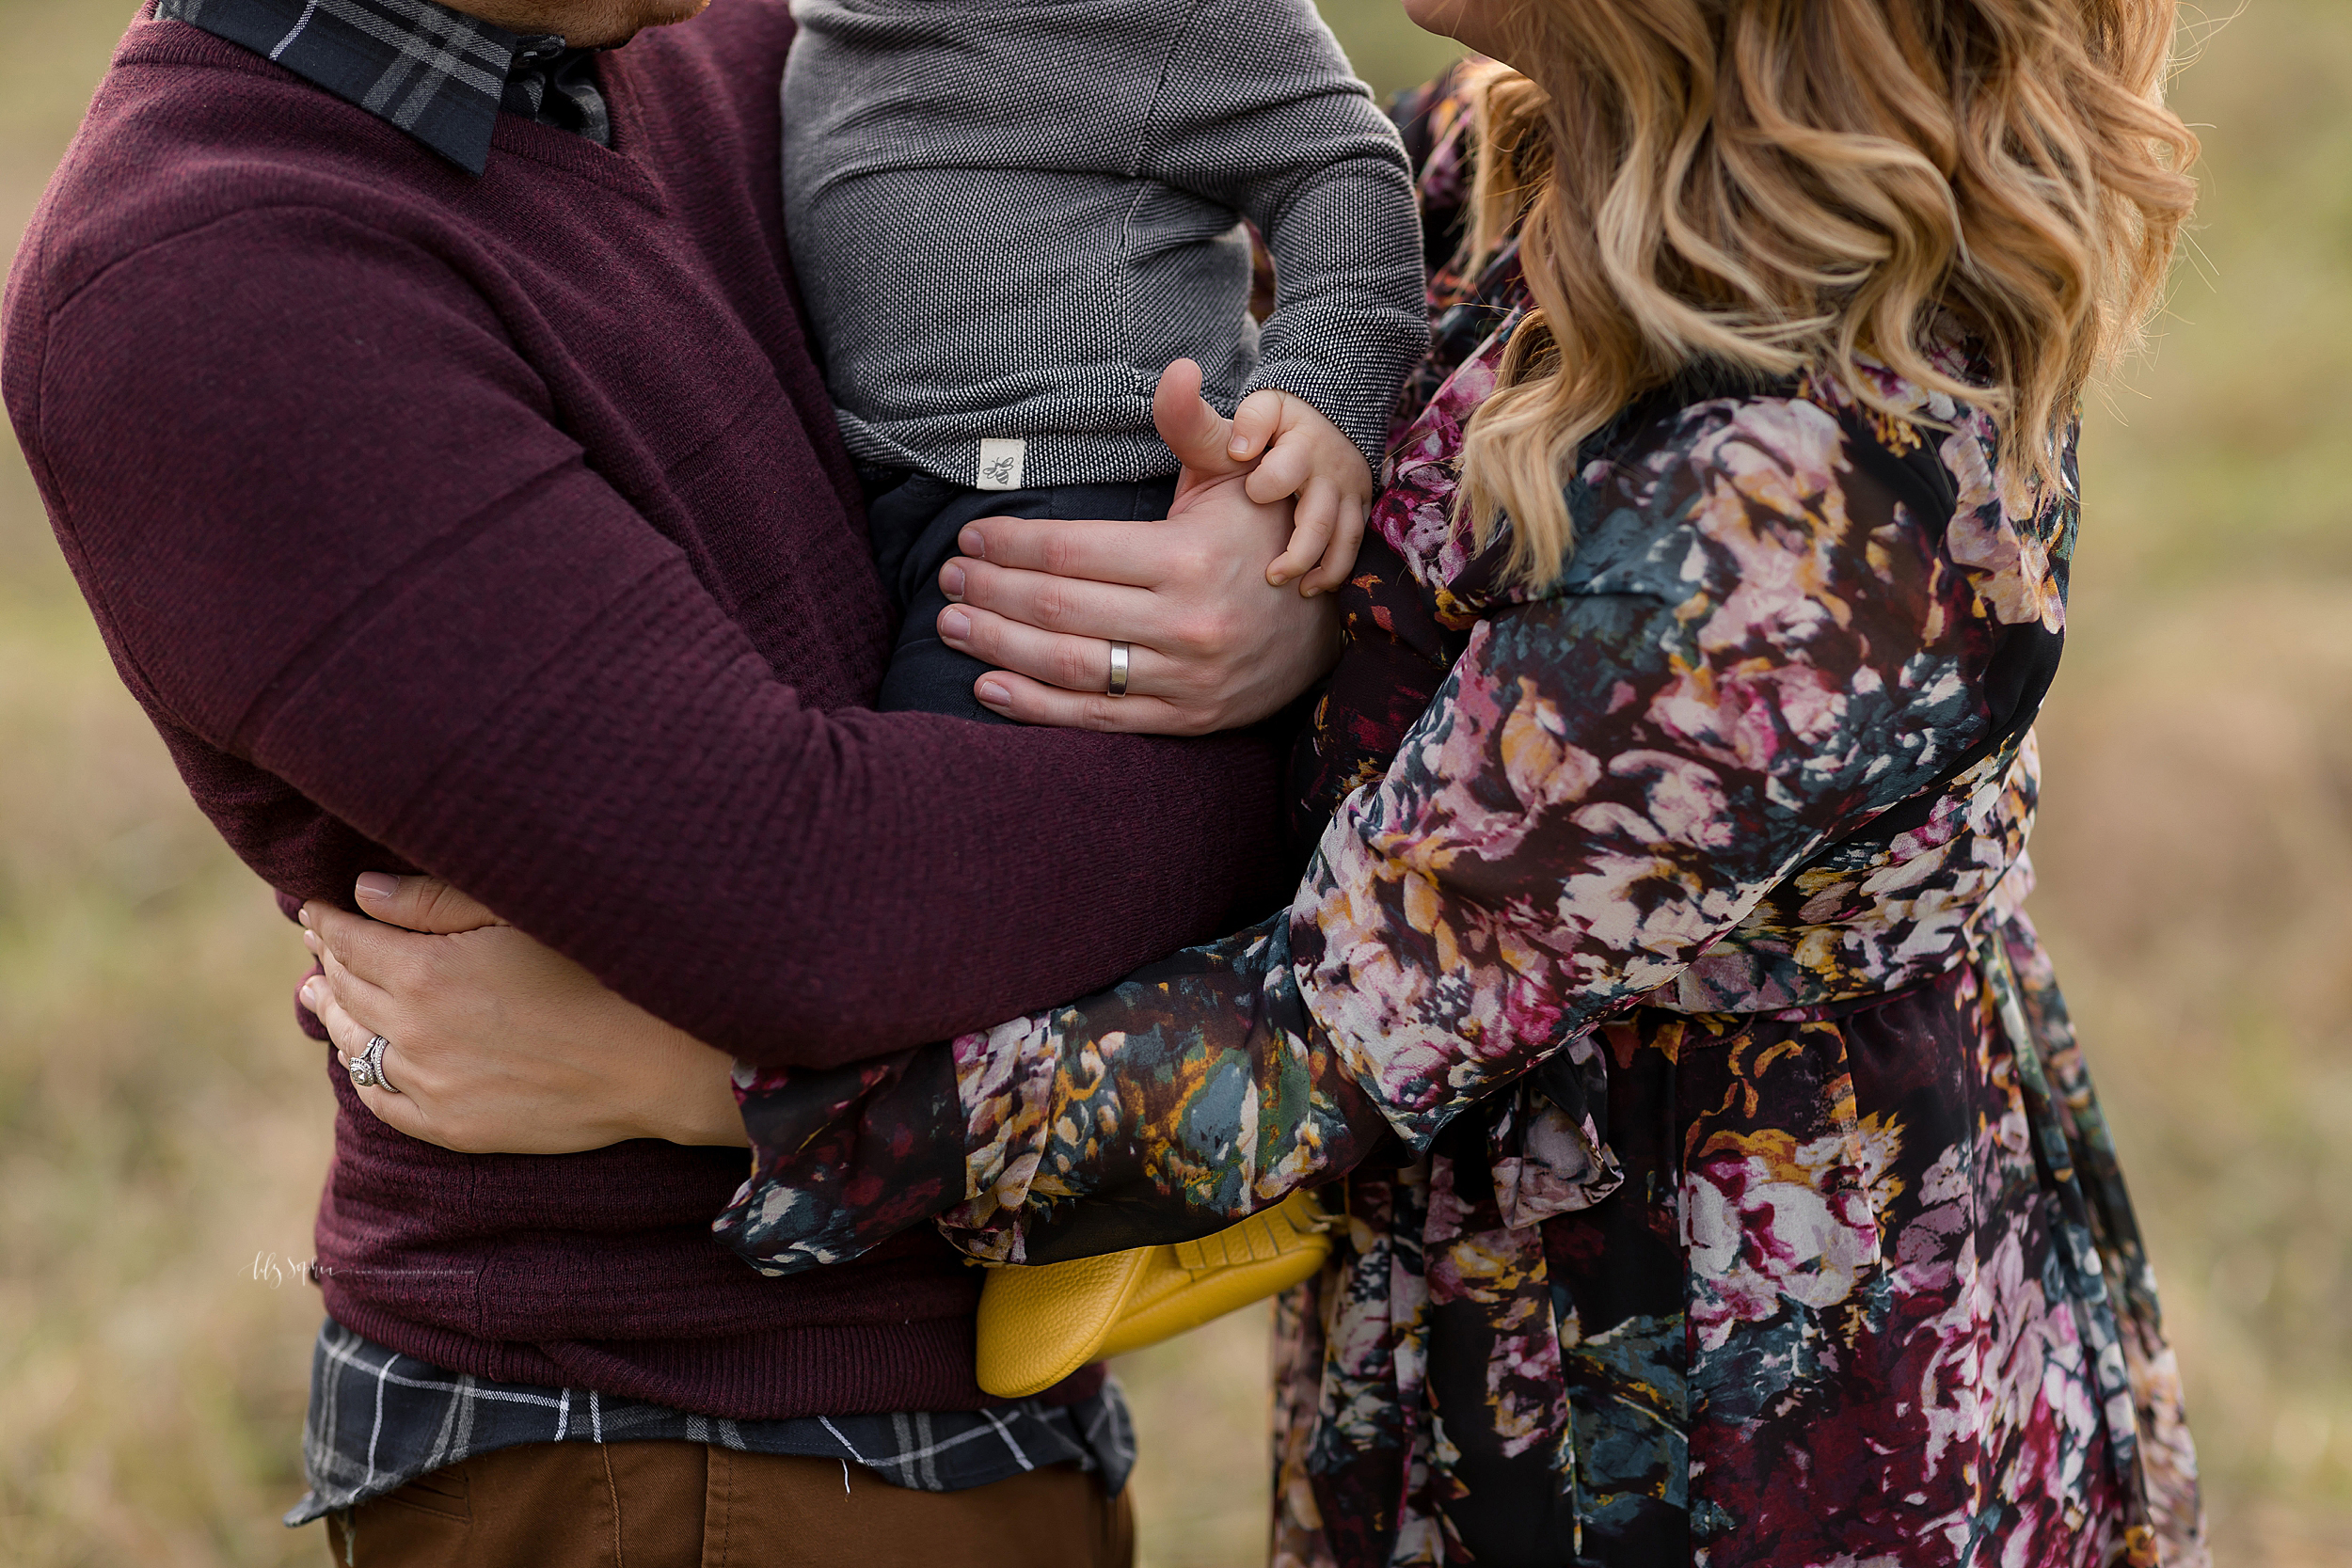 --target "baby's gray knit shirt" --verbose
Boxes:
[783,0,1428,489]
